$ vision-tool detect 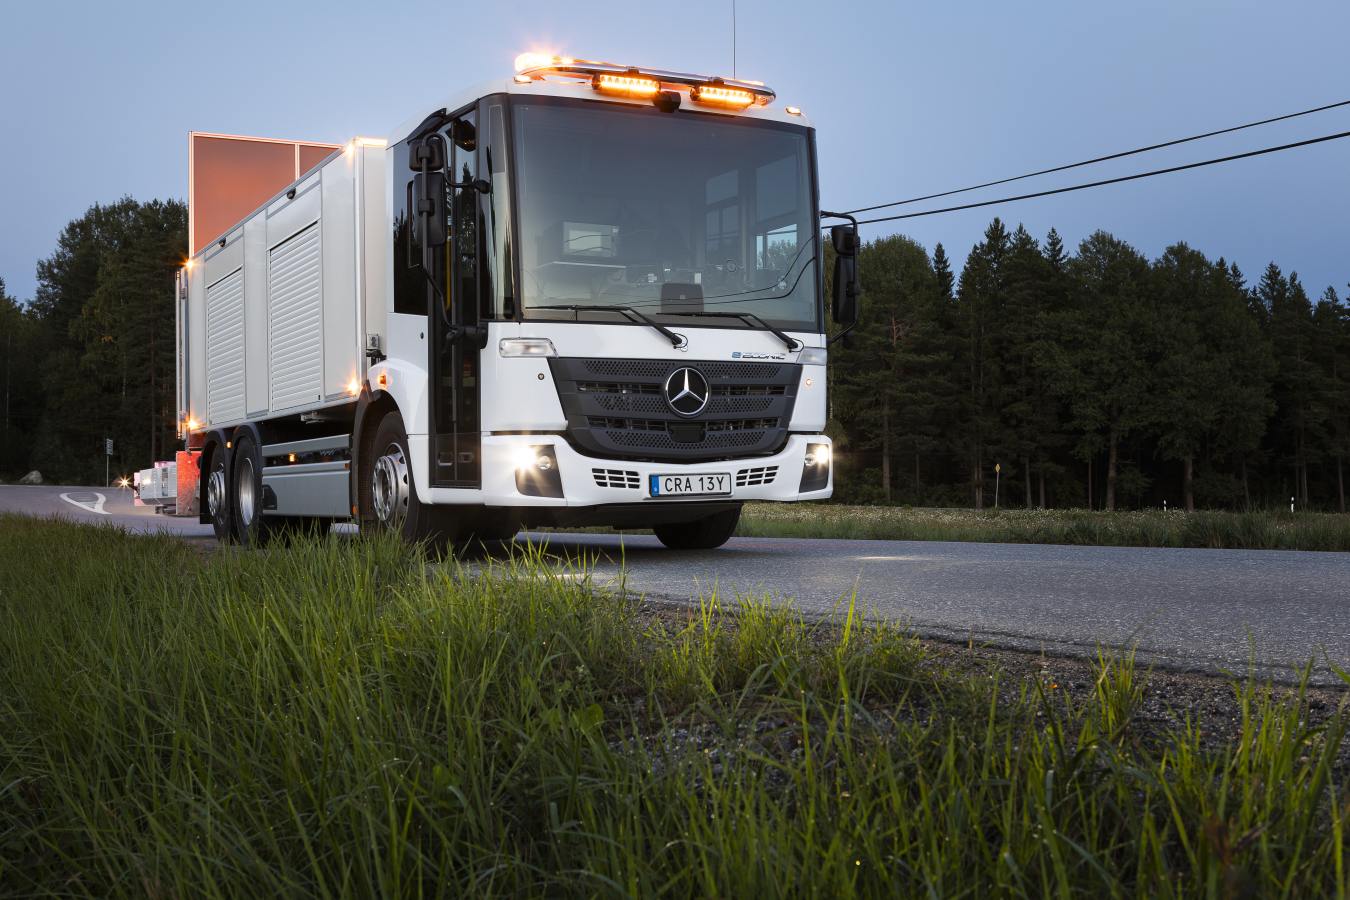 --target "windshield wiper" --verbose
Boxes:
[531,304,686,348]
[665,311,802,352]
